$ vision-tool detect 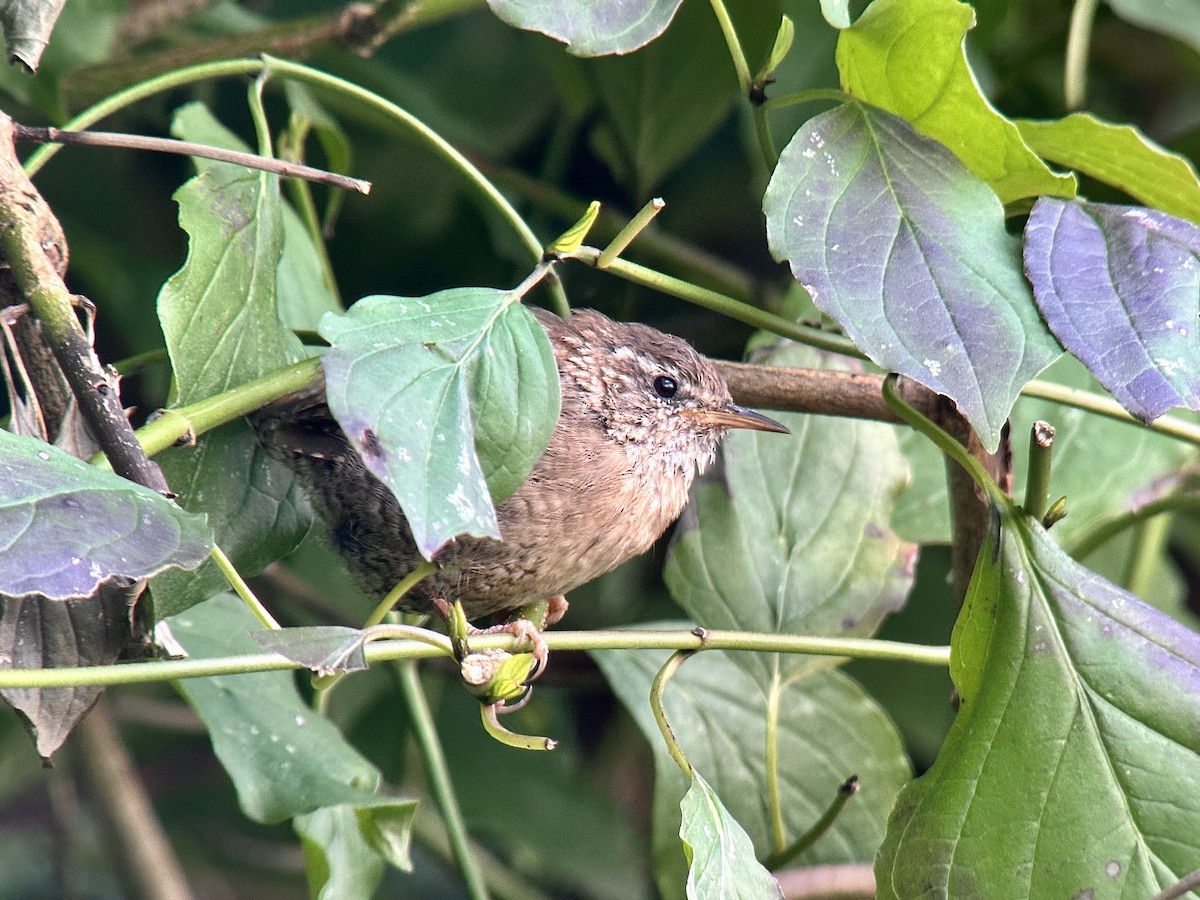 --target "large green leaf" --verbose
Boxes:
[150,104,312,615]
[876,501,1200,897]
[665,343,915,682]
[318,289,559,558]
[764,101,1062,451]
[1017,113,1200,225]
[836,0,1074,205]
[168,594,410,824]
[594,643,910,898]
